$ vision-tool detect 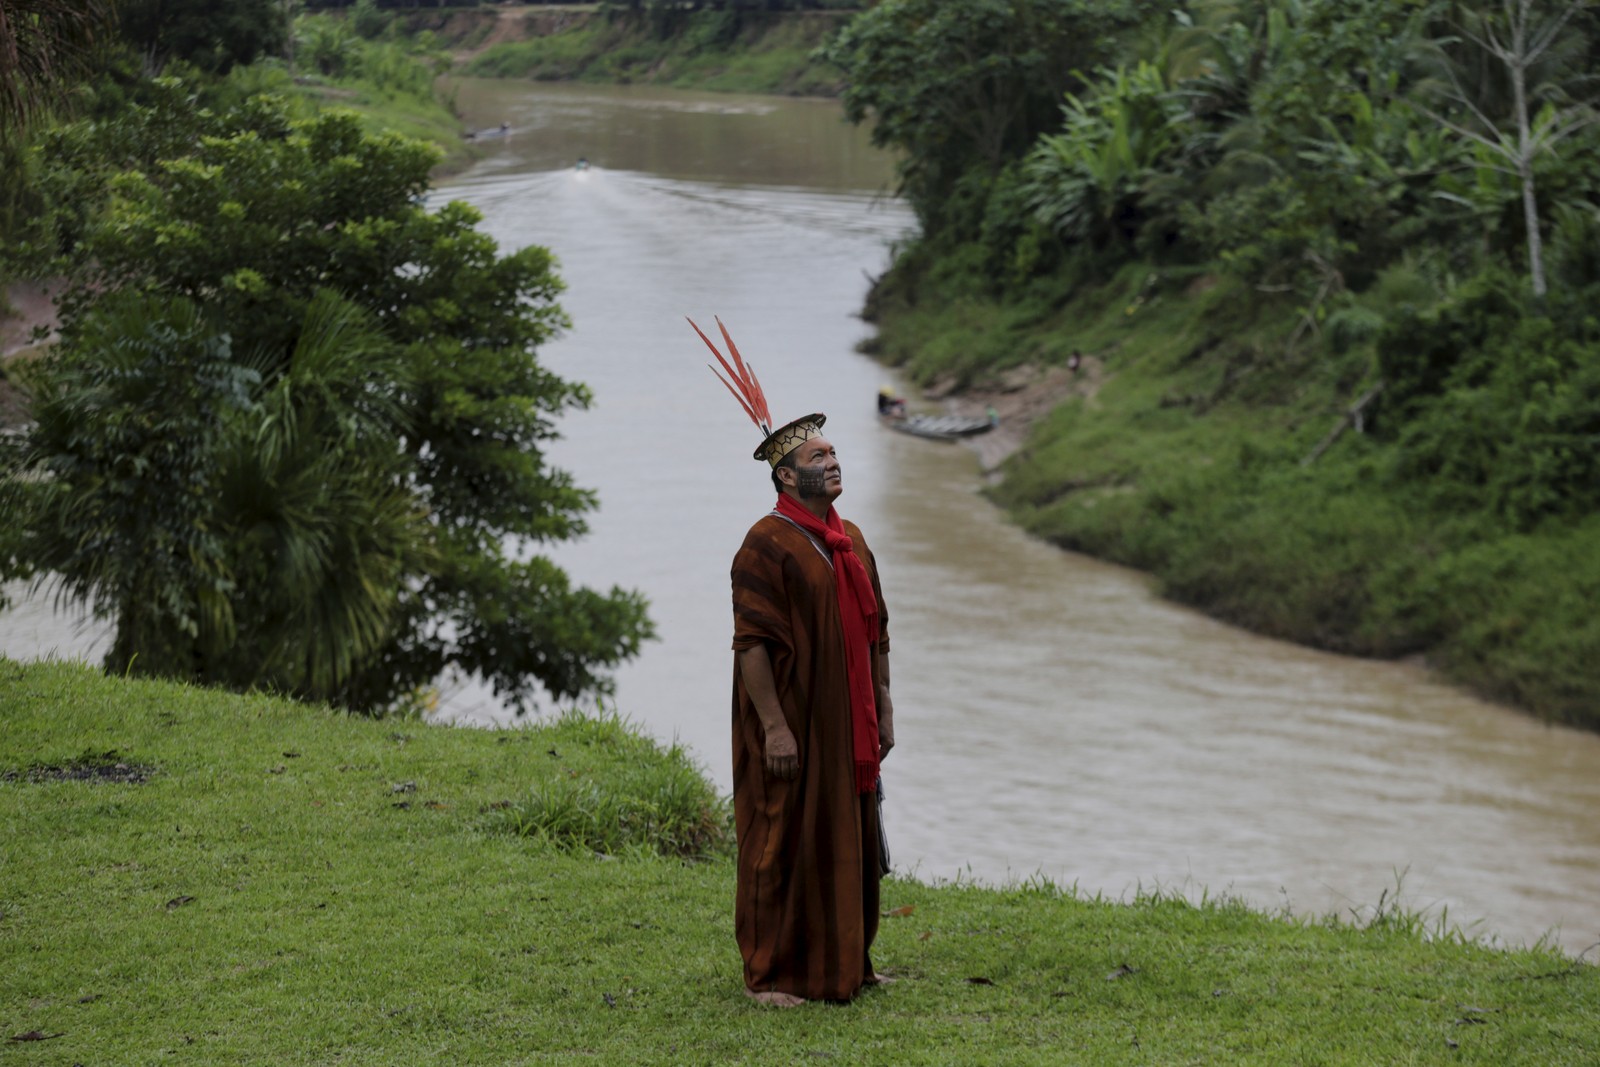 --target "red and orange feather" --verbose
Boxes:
[689,316,773,436]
